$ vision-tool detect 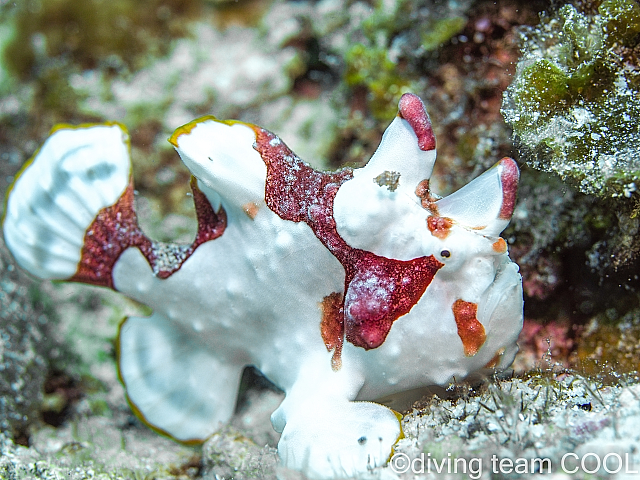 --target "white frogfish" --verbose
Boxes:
[3,93,523,478]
